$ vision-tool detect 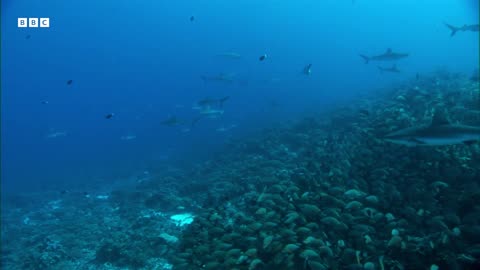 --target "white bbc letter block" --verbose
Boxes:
[40,18,50,28]
[29,18,39,28]
[18,18,28,27]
